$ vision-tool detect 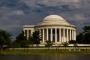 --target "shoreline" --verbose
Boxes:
[0,47,90,56]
